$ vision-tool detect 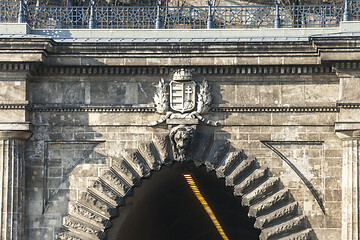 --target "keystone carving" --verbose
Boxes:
[169,124,196,162]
